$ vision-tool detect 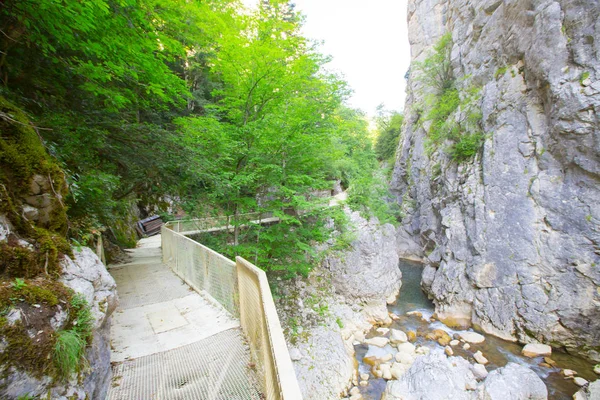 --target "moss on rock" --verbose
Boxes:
[0,95,71,279]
